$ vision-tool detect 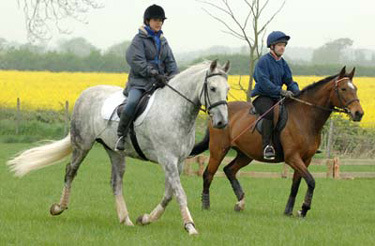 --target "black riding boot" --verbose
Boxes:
[115,112,132,151]
[262,119,275,160]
